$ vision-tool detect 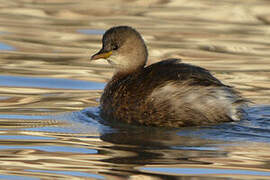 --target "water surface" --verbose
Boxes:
[0,0,270,179]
